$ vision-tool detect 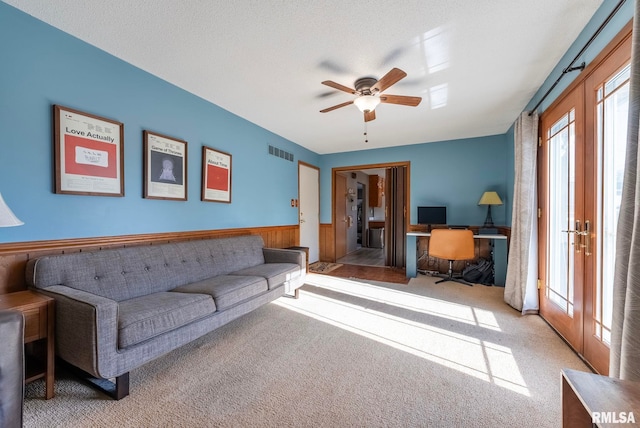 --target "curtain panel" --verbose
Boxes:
[504,111,539,314]
[610,0,640,381]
